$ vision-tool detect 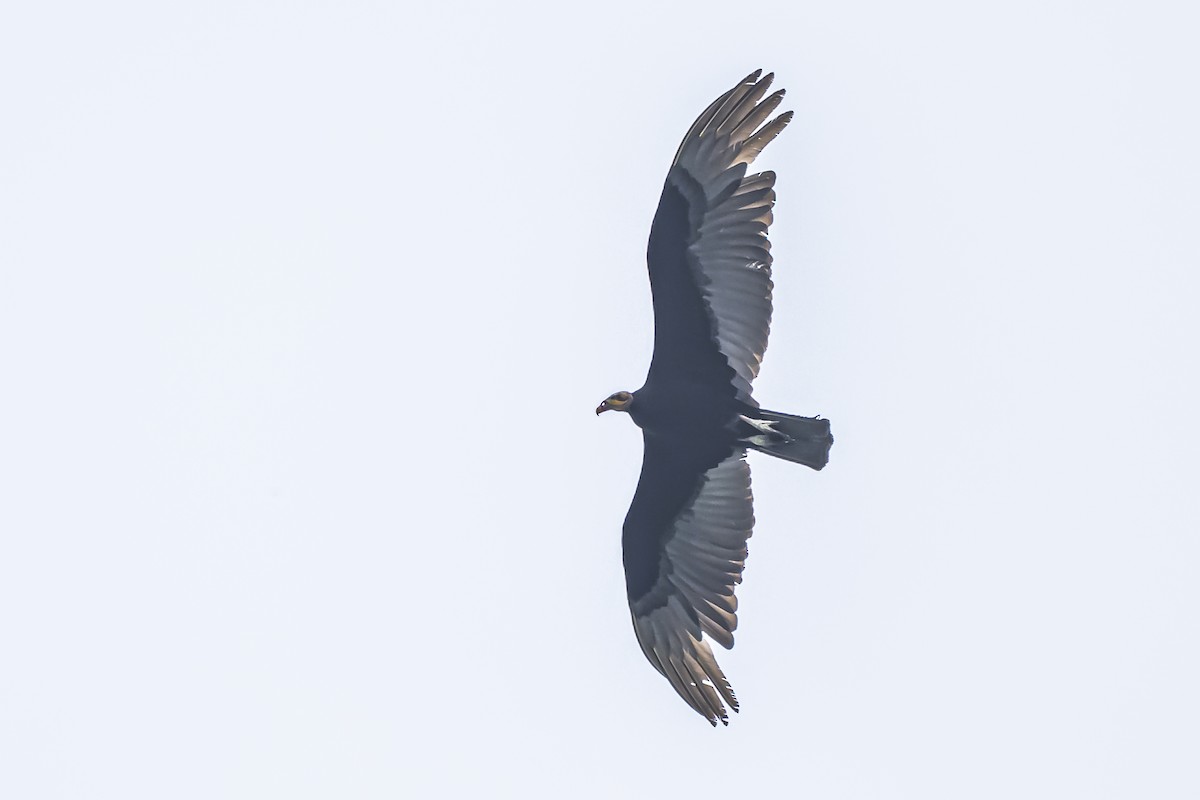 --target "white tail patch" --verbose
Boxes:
[739,414,780,435]
[739,414,793,447]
